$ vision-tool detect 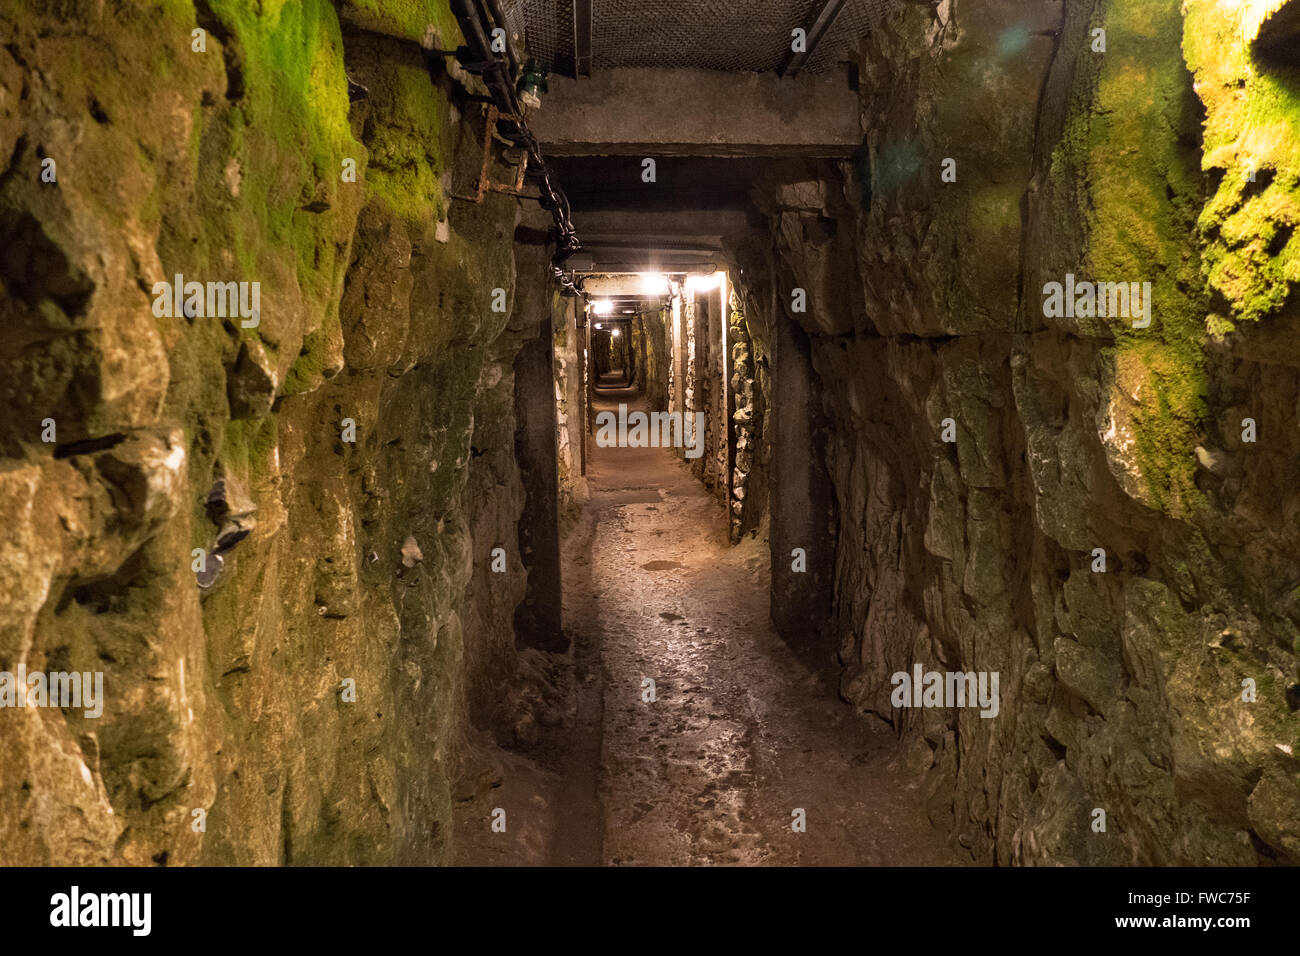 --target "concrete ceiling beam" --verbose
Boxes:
[533,68,860,157]
[572,207,753,242]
